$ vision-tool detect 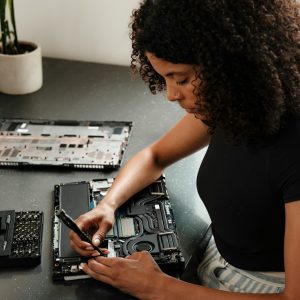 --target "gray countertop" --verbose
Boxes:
[0,58,209,300]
